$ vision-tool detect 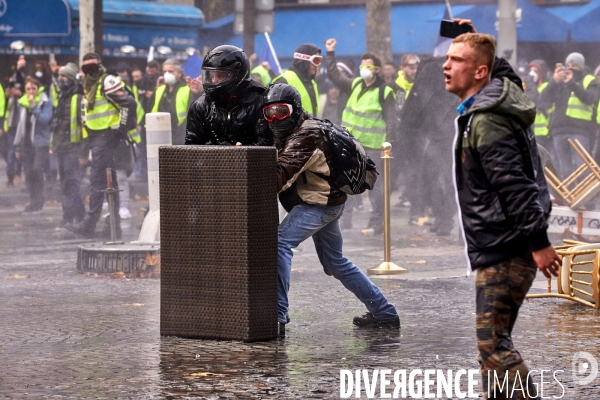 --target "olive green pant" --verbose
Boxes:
[475,256,538,400]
